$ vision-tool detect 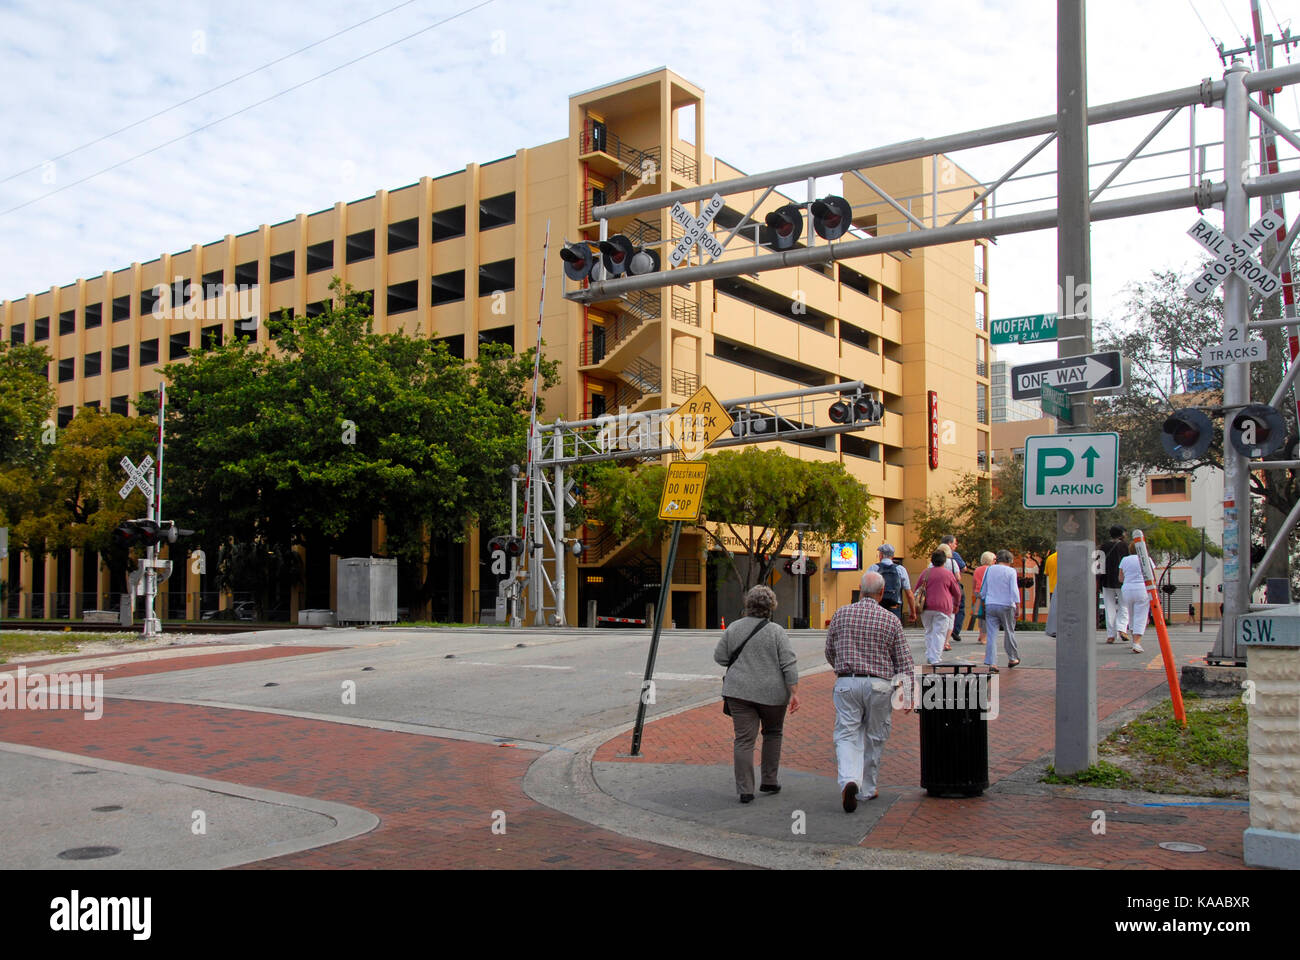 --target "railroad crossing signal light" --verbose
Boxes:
[113,518,177,549]
[560,241,599,281]
[113,520,141,549]
[158,520,194,543]
[1228,403,1286,458]
[598,235,636,277]
[784,555,818,575]
[810,195,852,241]
[764,203,804,251]
[627,246,660,276]
[504,536,525,558]
[829,393,883,424]
[1160,409,1213,461]
[488,536,507,555]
